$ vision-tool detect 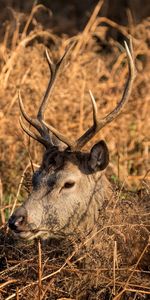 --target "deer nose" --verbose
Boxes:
[8,207,27,232]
